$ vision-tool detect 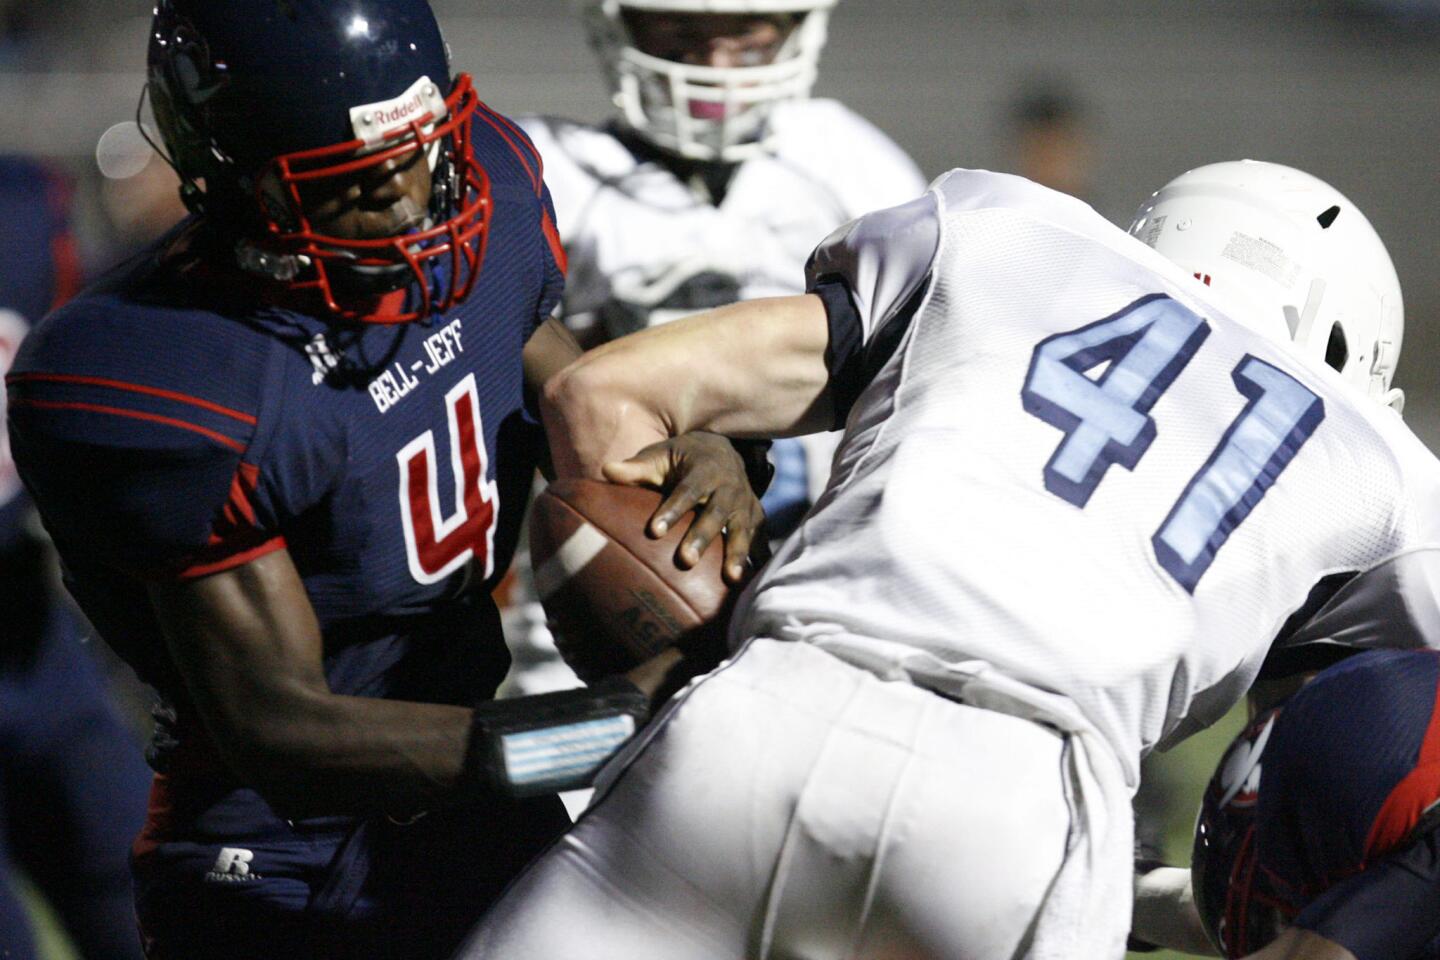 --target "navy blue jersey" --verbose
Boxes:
[6,106,565,774]
[1192,650,1440,960]
[0,156,81,551]
[1256,649,1440,960]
